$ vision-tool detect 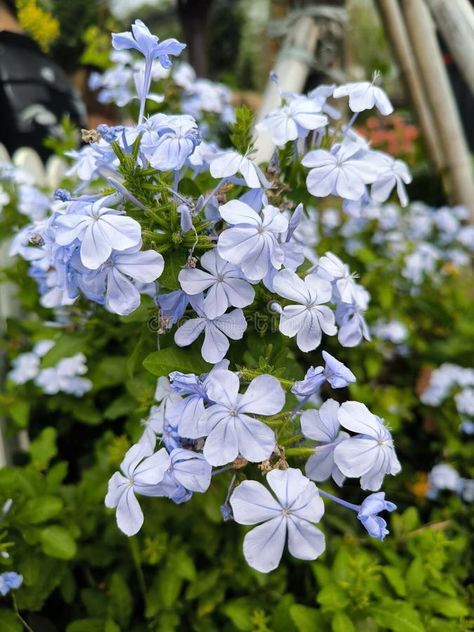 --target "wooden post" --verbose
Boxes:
[377,0,444,172]
[401,0,474,218]
[426,0,474,97]
[253,15,319,164]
